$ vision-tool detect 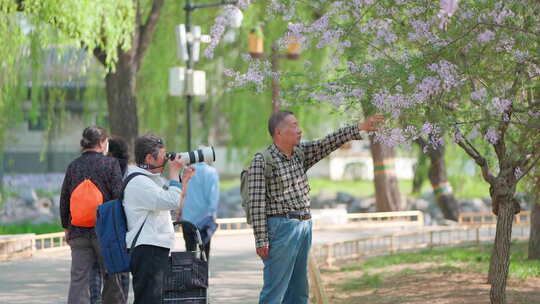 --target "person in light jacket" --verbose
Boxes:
[123,133,195,304]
